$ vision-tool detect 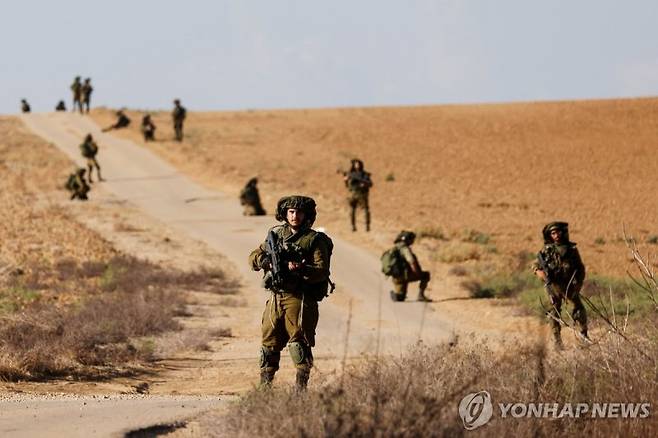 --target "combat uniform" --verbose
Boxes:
[103,111,131,132]
[80,135,103,182]
[172,100,186,141]
[65,168,90,200]
[344,159,372,232]
[55,100,66,111]
[532,222,587,347]
[249,196,333,390]
[81,79,93,113]
[20,100,30,113]
[390,231,431,302]
[71,77,82,113]
[141,115,156,141]
[240,178,266,216]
